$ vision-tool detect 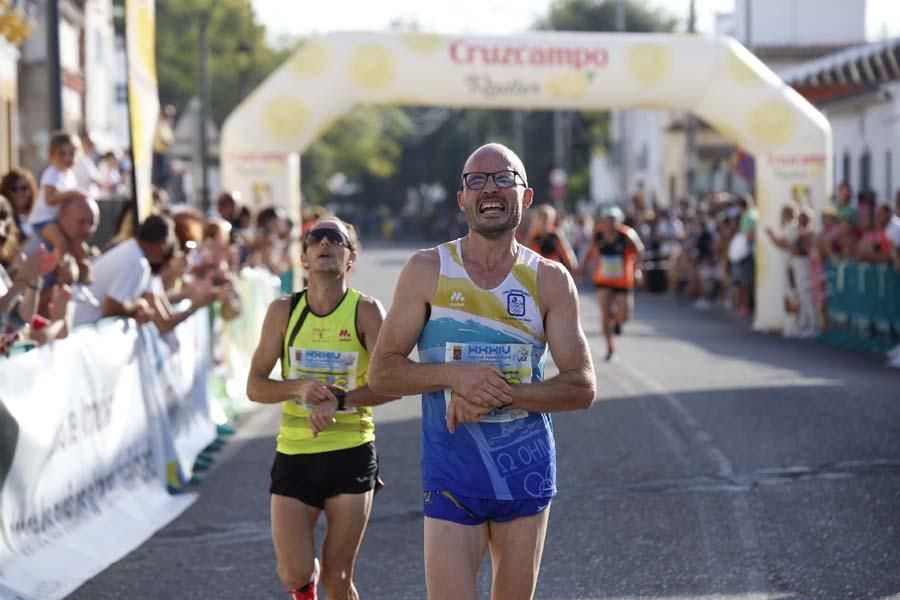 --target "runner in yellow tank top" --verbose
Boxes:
[247,217,398,600]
